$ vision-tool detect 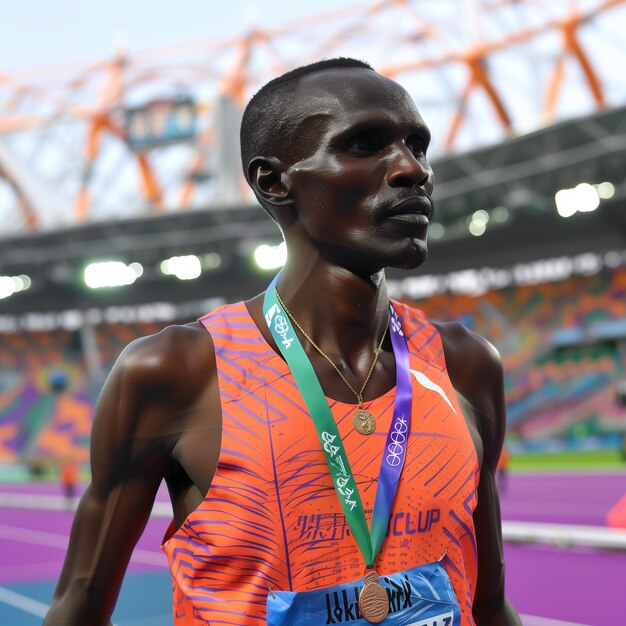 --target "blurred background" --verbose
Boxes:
[1,0,626,624]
